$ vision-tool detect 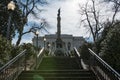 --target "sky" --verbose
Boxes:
[12,0,119,44]
[39,0,87,36]
[12,0,88,44]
